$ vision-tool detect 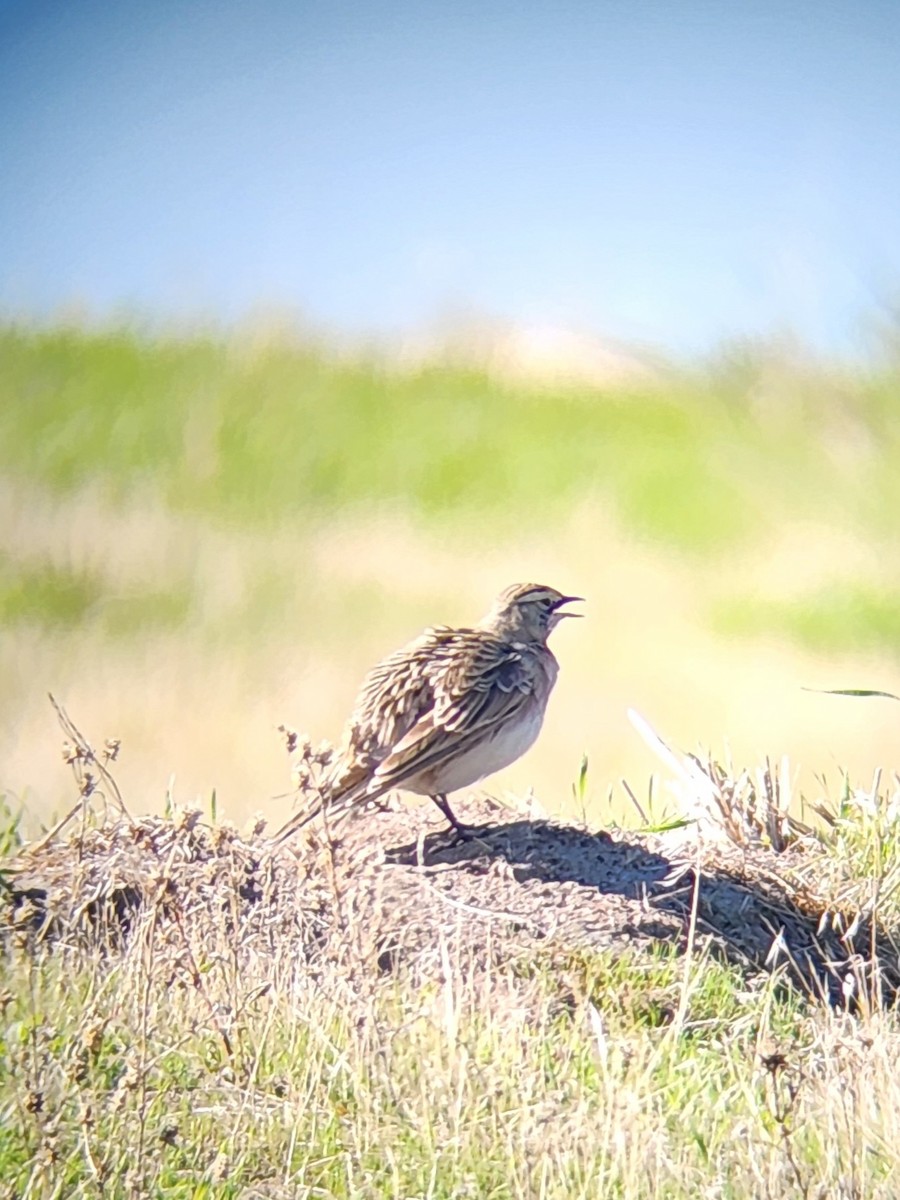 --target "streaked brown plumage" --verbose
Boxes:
[271,582,582,844]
